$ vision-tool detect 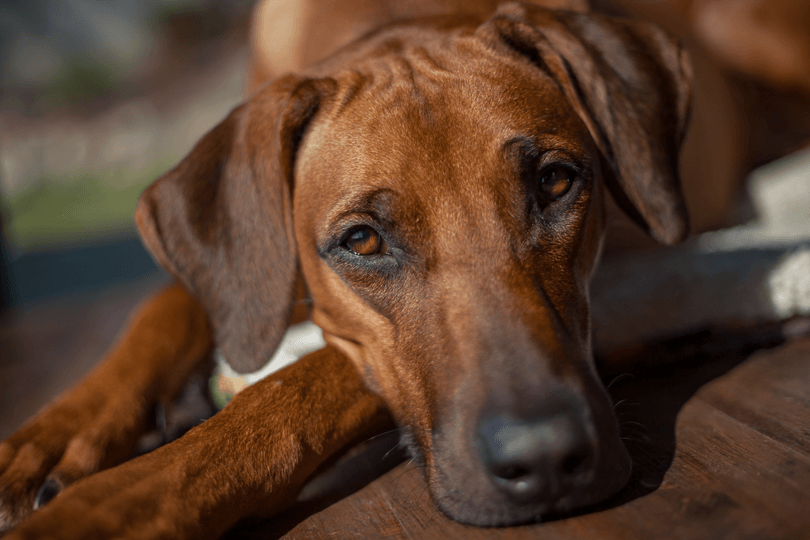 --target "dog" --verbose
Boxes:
[0,0,699,536]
